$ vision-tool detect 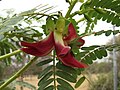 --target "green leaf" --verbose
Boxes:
[84,13,93,22]
[99,48,107,57]
[95,30,105,36]
[84,55,93,64]
[56,62,77,75]
[57,78,74,90]
[113,30,119,35]
[81,45,100,50]
[94,8,106,14]
[38,78,54,90]
[57,85,69,90]
[38,71,53,86]
[89,52,97,60]
[75,76,85,88]
[94,49,103,59]
[36,59,53,67]
[44,85,54,90]
[56,71,76,83]
[105,30,112,36]
[38,65,53,79]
